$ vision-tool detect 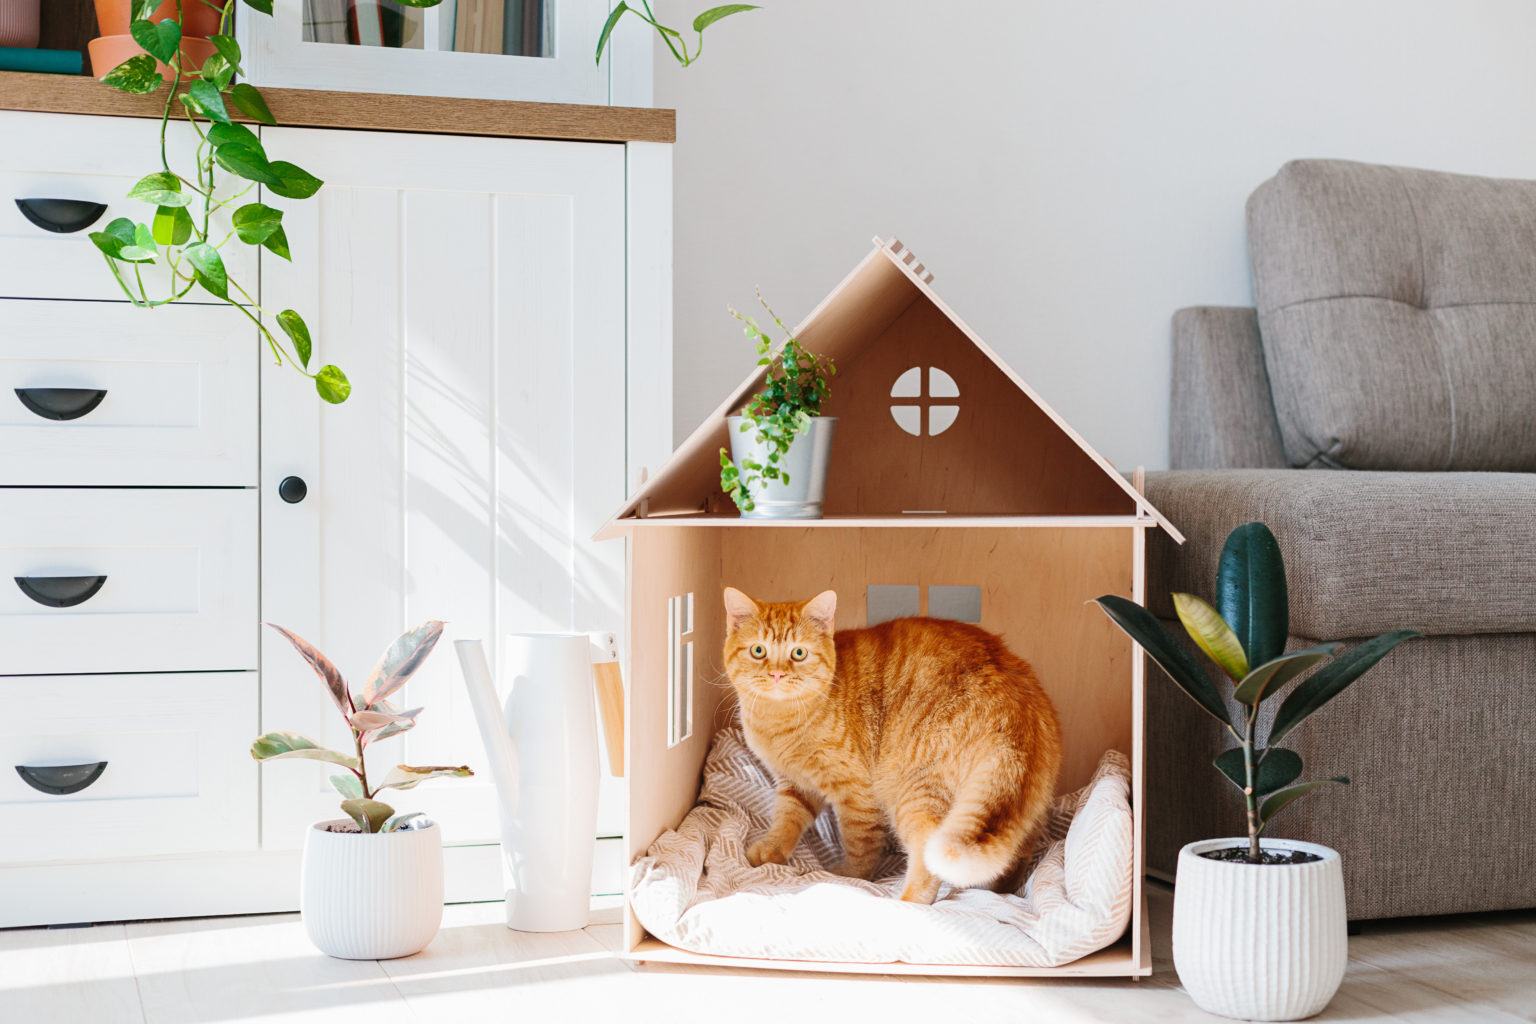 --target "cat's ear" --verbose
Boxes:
[723,587,759,630]
[801,590,837,632]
